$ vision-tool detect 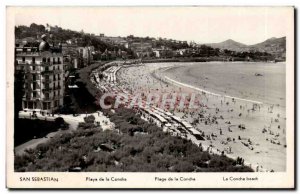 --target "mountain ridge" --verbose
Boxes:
[205,37,286,58]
